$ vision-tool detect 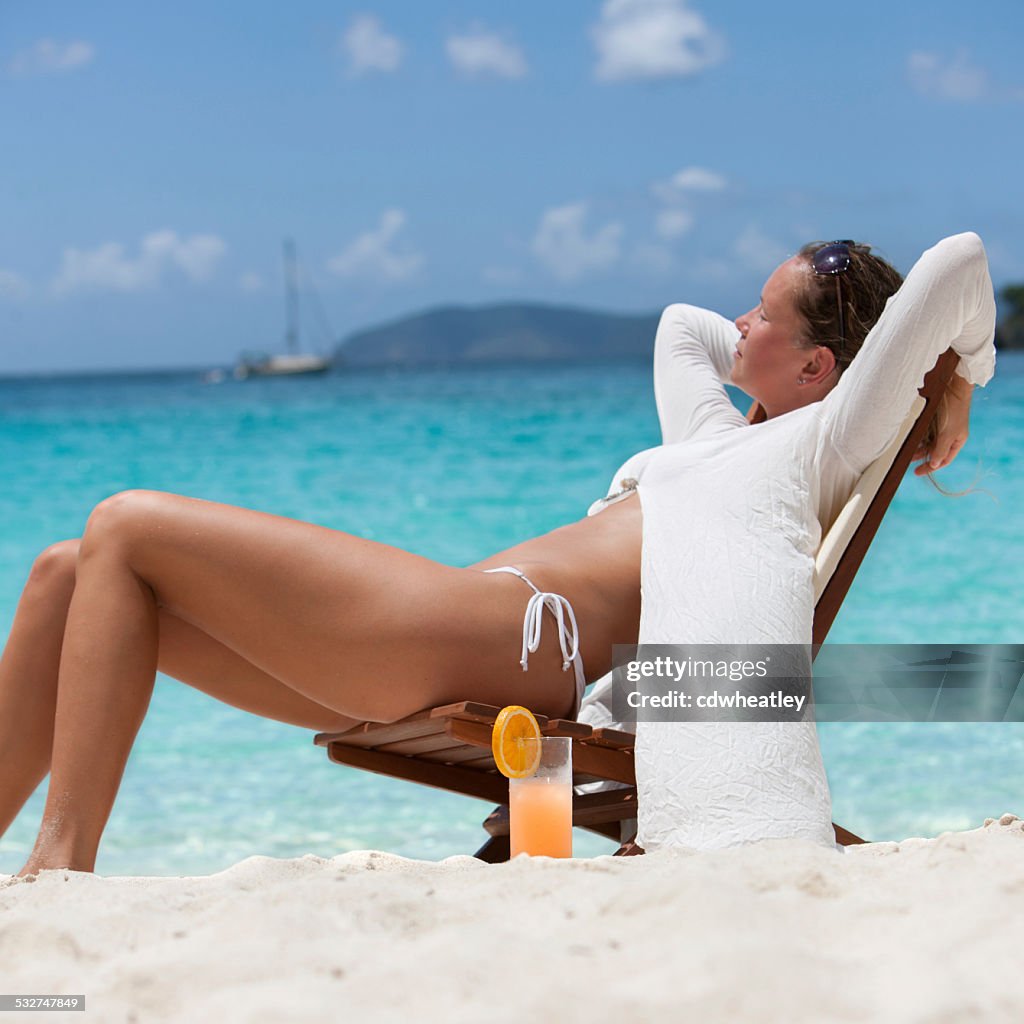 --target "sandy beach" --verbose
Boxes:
[2,815,1021,1024]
